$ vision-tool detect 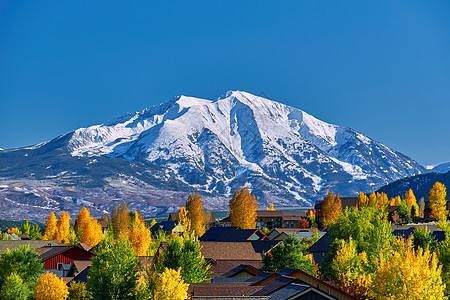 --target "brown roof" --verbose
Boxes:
[201,242,264,261]
[210,260,262,277]
[190,283,263,297]
[72,260,92,273]
[38,244,93,261]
